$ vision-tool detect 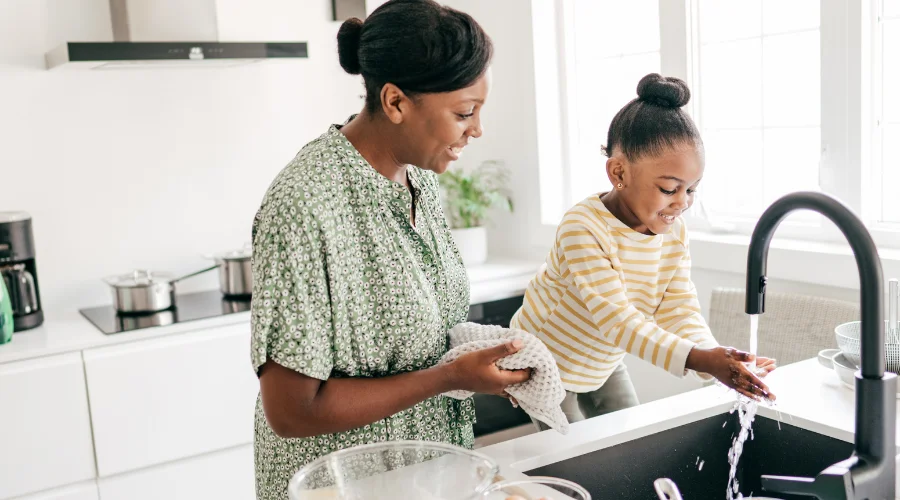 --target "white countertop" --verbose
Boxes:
[479,358,900,495]
[0,258,541,365]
